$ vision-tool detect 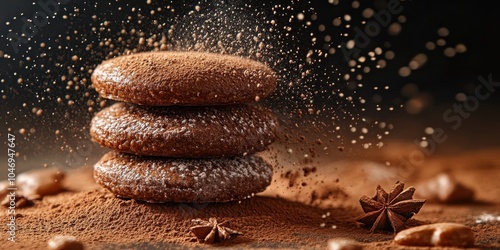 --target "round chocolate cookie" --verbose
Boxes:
[90,102,279,157]
[94,151,273,203]
[91,51,277,106]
